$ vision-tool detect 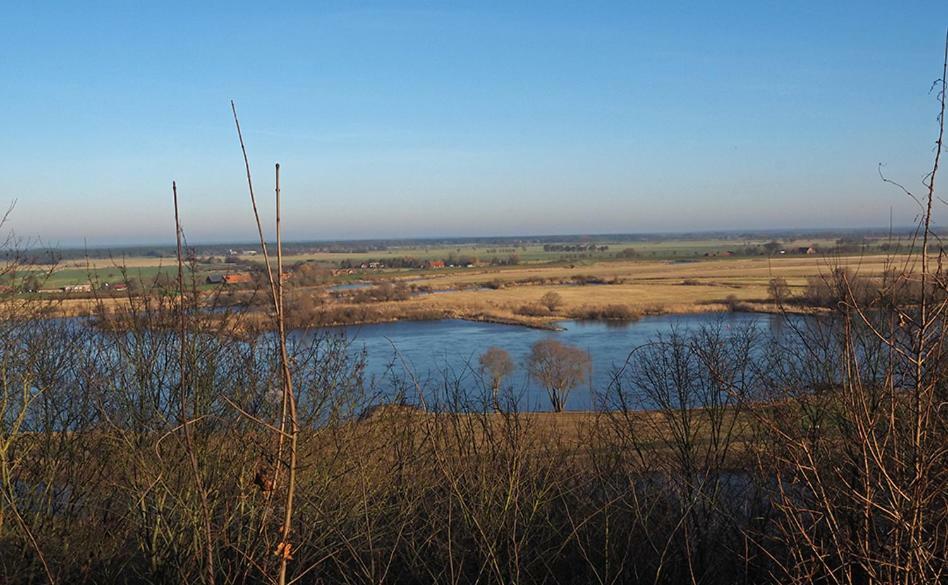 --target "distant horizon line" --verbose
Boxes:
[24,225,925,253]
